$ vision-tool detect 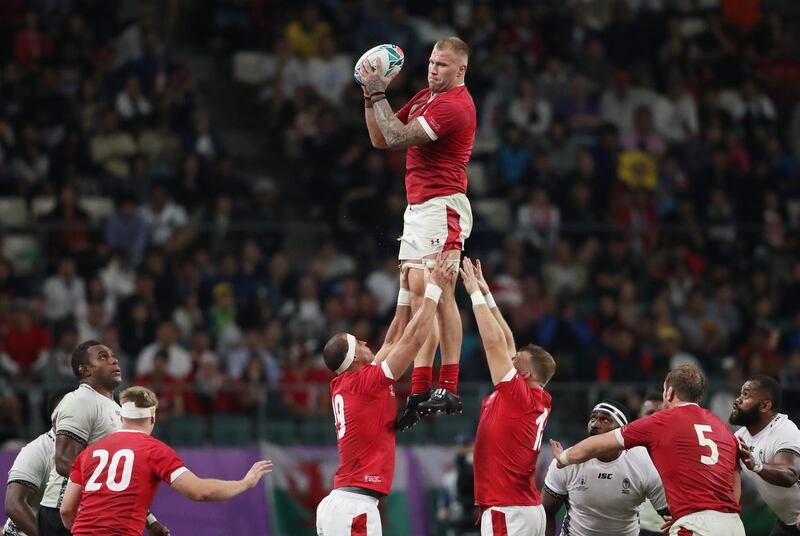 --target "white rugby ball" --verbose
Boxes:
[353,44,405,86]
